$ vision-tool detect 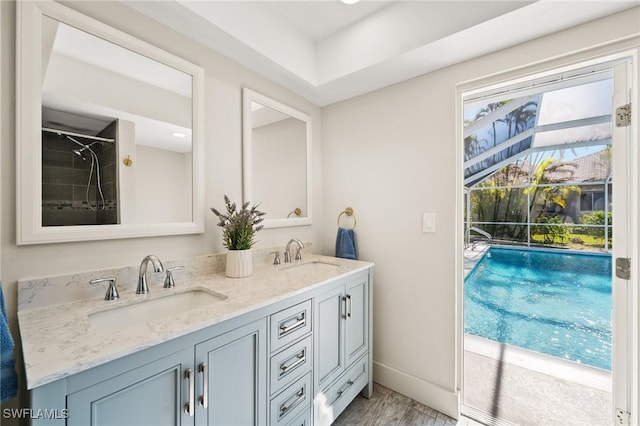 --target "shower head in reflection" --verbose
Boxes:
[64,135,106,211]
[66,136,96,160]
[72,146,88,160]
